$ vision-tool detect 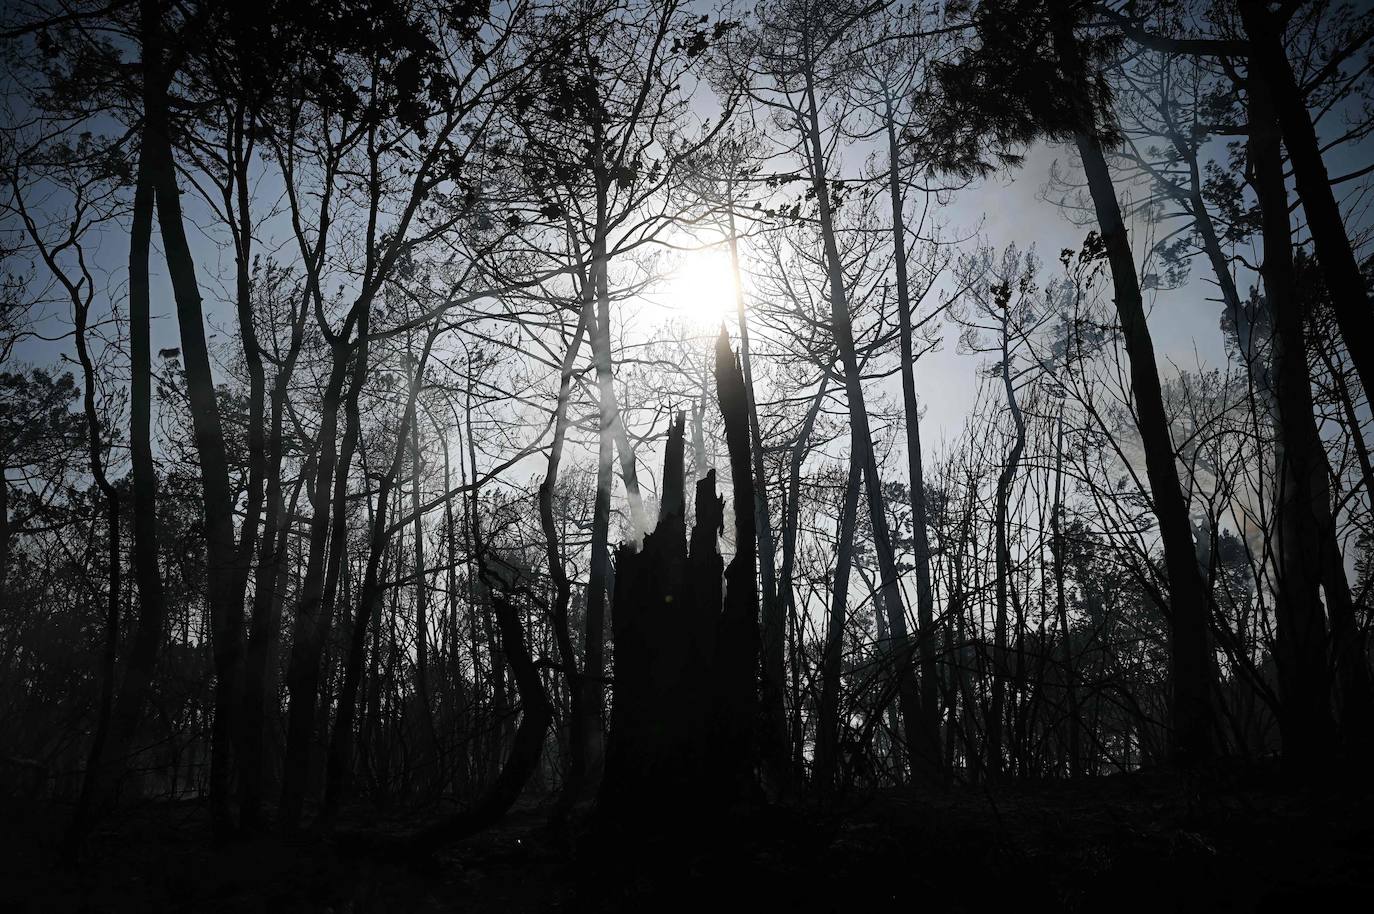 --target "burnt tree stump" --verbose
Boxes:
[600,329,761,822]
